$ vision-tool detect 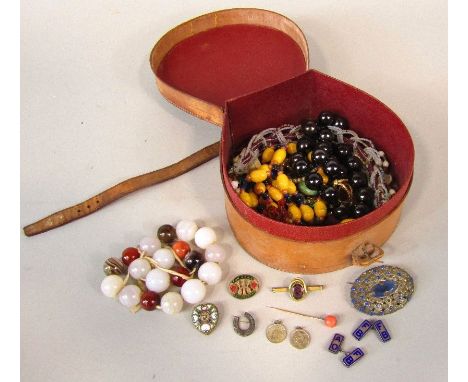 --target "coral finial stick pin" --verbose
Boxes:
[267,306,337,327]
